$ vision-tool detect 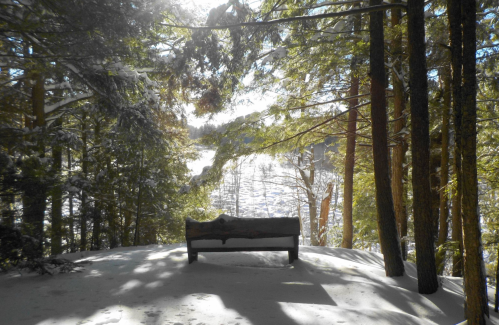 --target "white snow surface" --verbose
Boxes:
[1,245,498,325]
